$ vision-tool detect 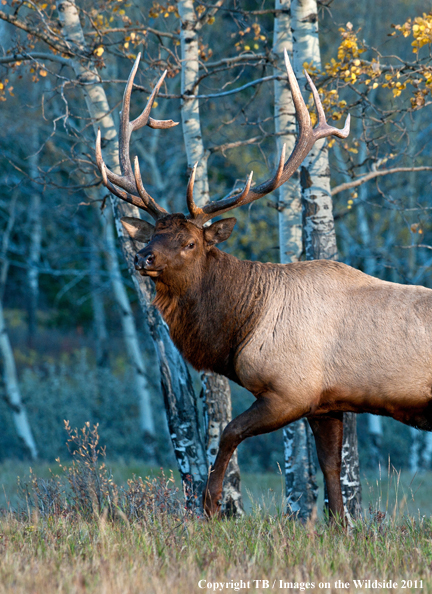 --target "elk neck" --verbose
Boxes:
[153,247,271,381]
